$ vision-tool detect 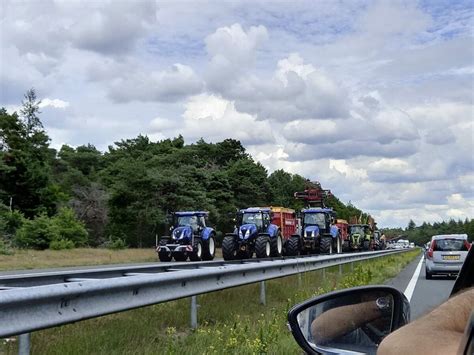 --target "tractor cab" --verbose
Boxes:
[349,224,372,250]
[236,207,273,239]
[301,208,335,236]
[174,212,207,232]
